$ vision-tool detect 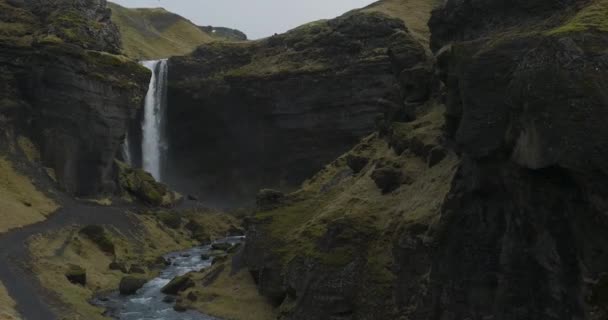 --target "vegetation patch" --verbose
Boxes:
[175,259,276,320]
[548,0,608,34]
[108,2,218,60]
[0,157,58,233]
